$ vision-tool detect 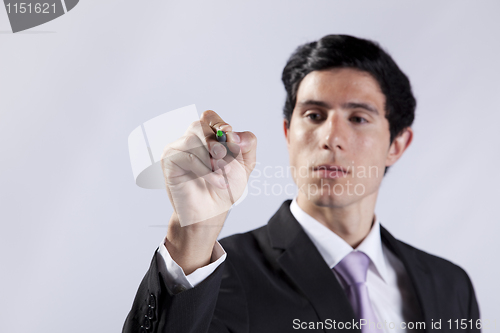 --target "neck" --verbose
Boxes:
[296,191,378,248]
